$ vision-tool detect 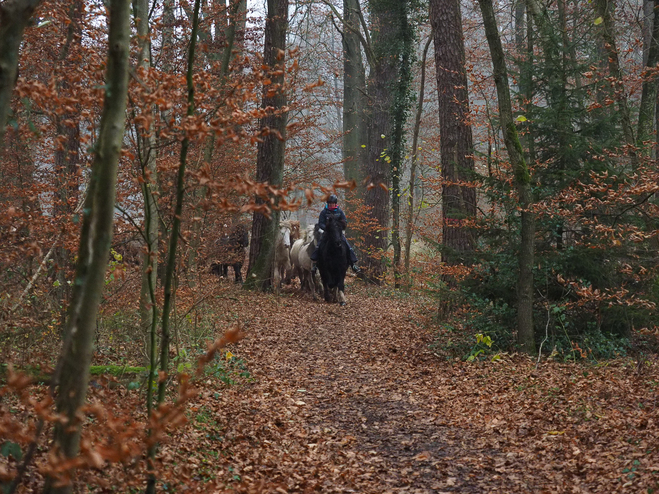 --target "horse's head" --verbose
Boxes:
[304,225,314,243]
[279,223,291,249]
[325,216,343,249]
[289,221,301,242]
